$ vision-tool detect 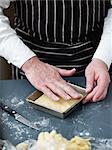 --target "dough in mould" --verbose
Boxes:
[34,94,83,113]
